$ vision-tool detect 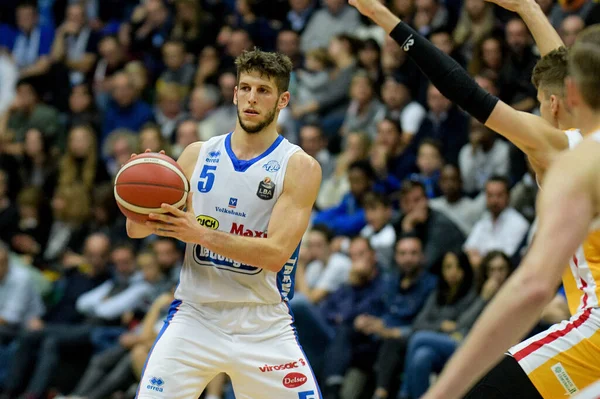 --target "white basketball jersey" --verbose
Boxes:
[174,133,302,305]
